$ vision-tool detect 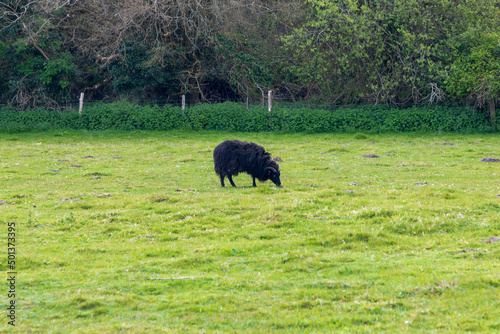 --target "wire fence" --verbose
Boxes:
[60,92,463,114]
